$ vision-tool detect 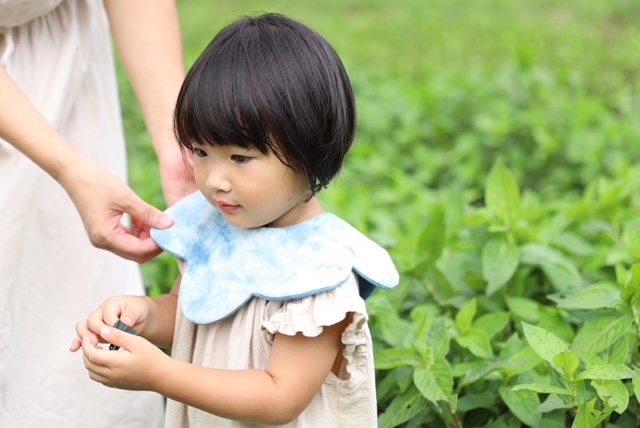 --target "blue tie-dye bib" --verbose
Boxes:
[151,192,399,325]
